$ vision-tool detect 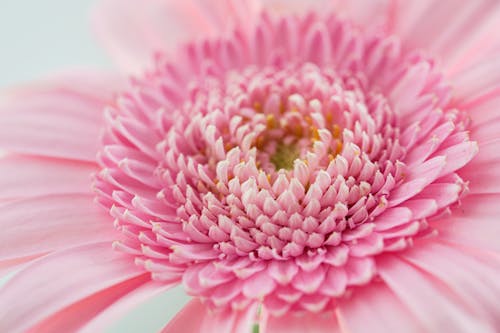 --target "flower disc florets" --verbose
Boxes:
[94,12,477,314]
[161,62,404,260]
